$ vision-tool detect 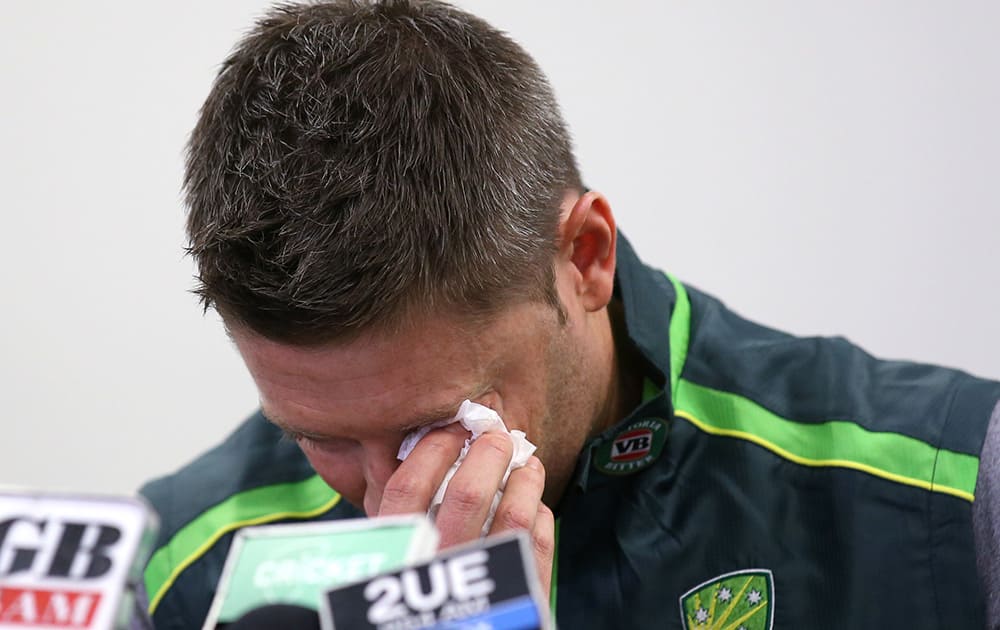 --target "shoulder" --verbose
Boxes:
[665,282,999,625]
[680,283,1000,464]
[140,410,324,535]
[139,410,361,629]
